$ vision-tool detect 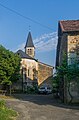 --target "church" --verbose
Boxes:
[16,32,53,91]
